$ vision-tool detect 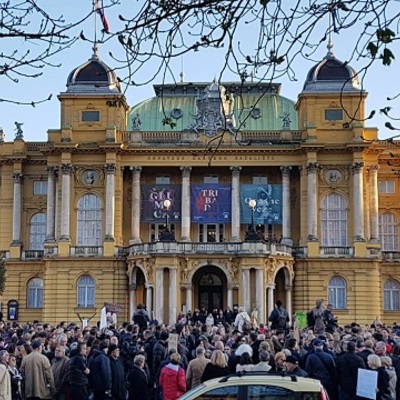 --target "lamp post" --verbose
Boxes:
[160,198,175,241]
[245,199,259,241]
